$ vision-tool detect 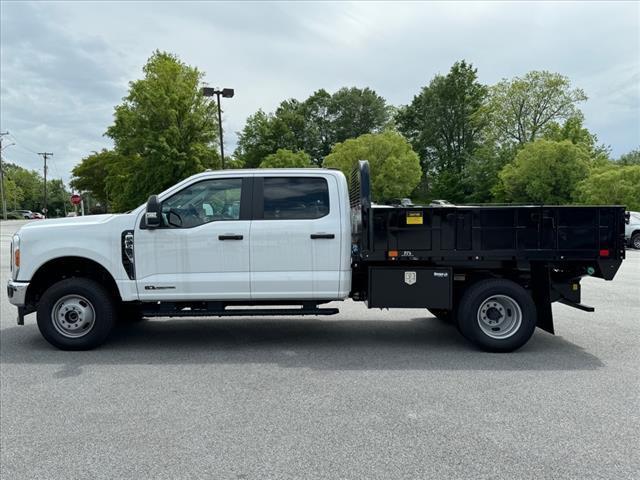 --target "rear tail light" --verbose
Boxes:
[599,249,609,257]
